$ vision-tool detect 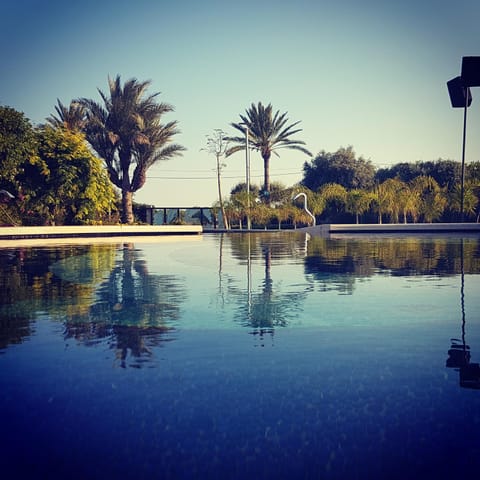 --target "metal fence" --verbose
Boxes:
[145,207,226,229]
